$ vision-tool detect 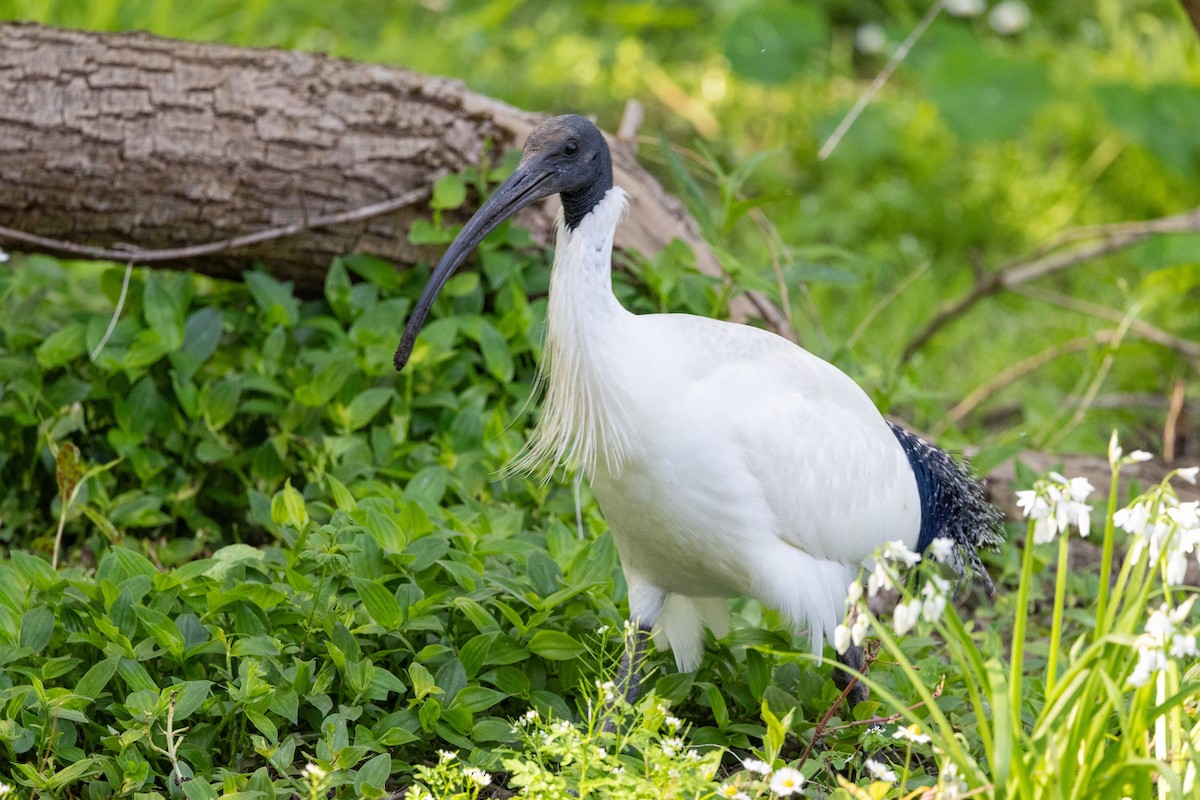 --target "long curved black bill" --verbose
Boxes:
[394,164,553,371]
